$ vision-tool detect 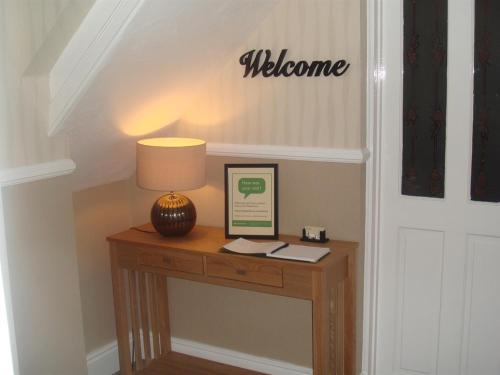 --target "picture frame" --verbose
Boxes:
[224,164,279,239]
